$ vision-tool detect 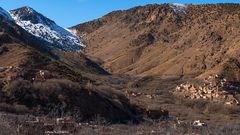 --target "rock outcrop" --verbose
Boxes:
[174,75,240,105]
